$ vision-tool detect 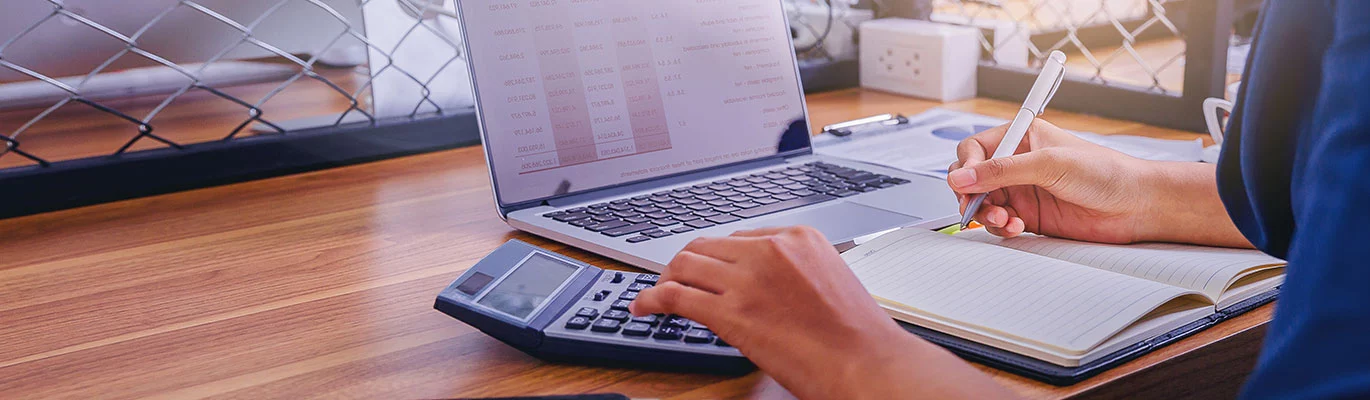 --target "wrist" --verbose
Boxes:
[1131,161,1251,247]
